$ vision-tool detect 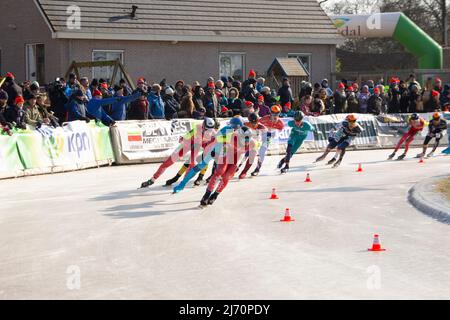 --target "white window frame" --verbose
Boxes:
[288,53,312,77]
[91,49,124,81]
[25,43,45,82]
[219,52,246,81]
